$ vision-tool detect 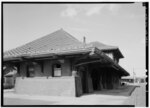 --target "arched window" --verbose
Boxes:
[52,63,61,77]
